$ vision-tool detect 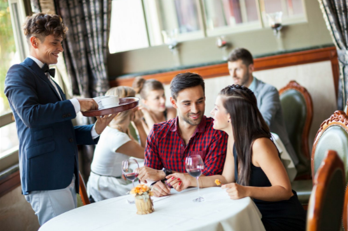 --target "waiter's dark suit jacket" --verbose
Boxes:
[4,58,98,195]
